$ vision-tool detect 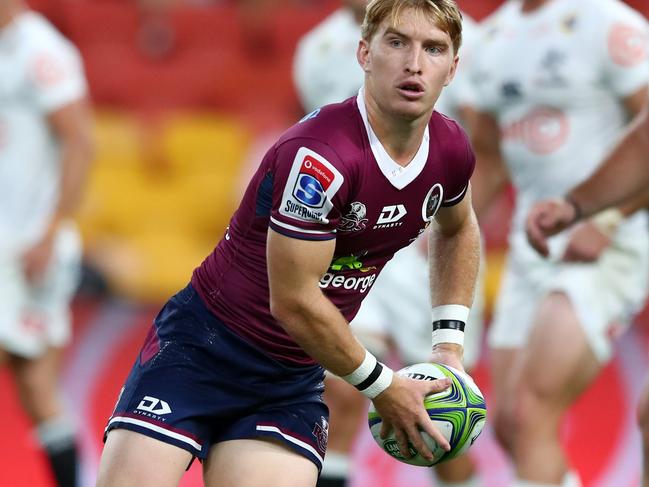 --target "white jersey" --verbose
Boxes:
[0,12,87,255]
[293,8,478,119]
[293,8,363,113]
[472,0,649,261]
